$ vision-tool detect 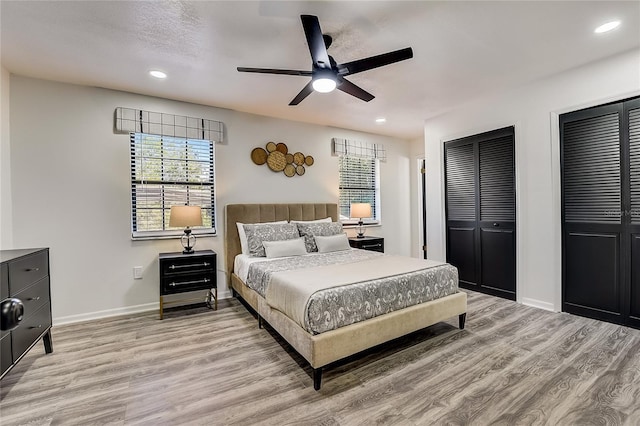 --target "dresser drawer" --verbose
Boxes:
[8,251,49,294]
[11,302,51,361]
[14,277,50,319]
[1,333,12,376]
[161,255,215,276]
[161,271,215,295]
[1,263,8,300]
